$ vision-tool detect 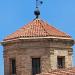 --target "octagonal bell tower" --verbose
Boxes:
[1,0,75,75]
[1,18,74,75]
